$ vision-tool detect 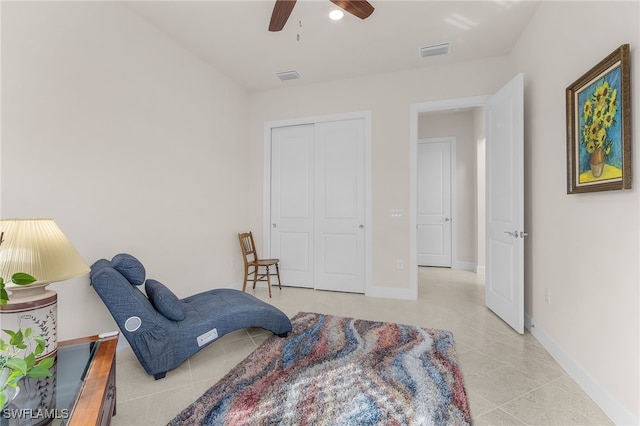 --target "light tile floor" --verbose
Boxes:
[111,267,613,425]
